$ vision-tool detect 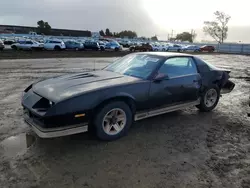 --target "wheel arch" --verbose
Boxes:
[93,94,136,115]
